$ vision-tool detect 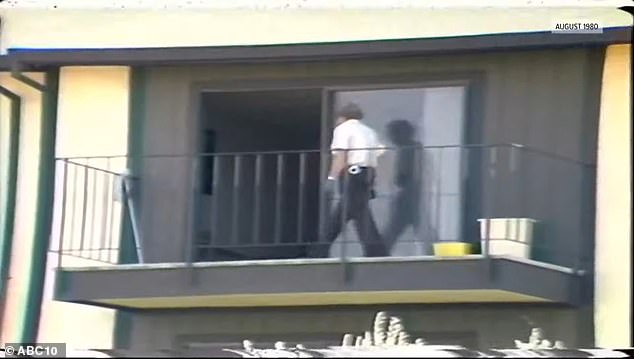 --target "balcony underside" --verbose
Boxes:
[55,256,583,309]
